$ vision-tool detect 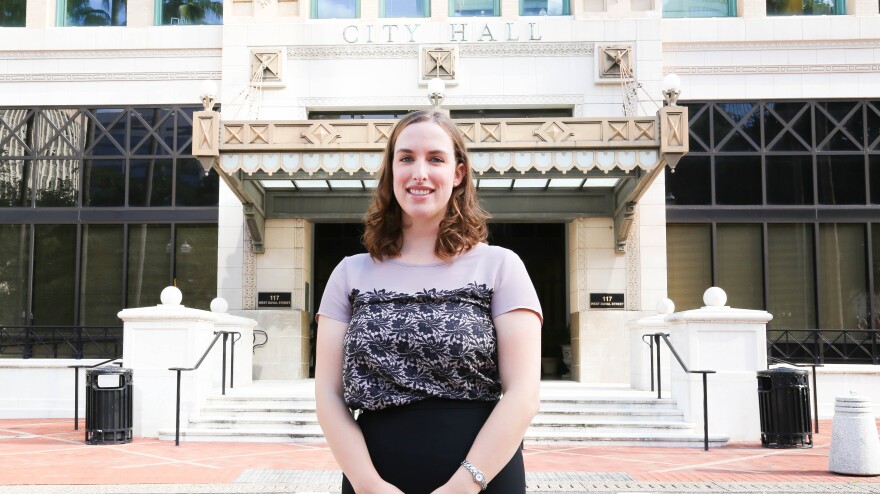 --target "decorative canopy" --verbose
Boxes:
[192,109,688,253]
